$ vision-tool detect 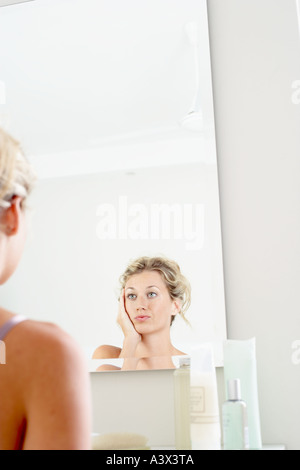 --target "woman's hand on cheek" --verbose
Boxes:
[117,289,141,342]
